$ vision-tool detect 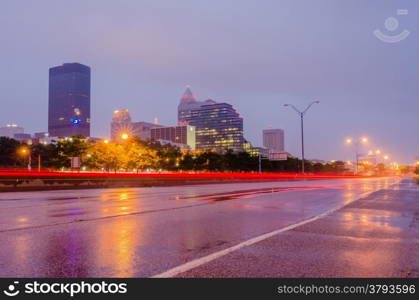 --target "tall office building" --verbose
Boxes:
[263,129,284,151]
[178,86,215,123]
[151,125,196,150]
[48,63,91,137]
[183,102,244,152]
